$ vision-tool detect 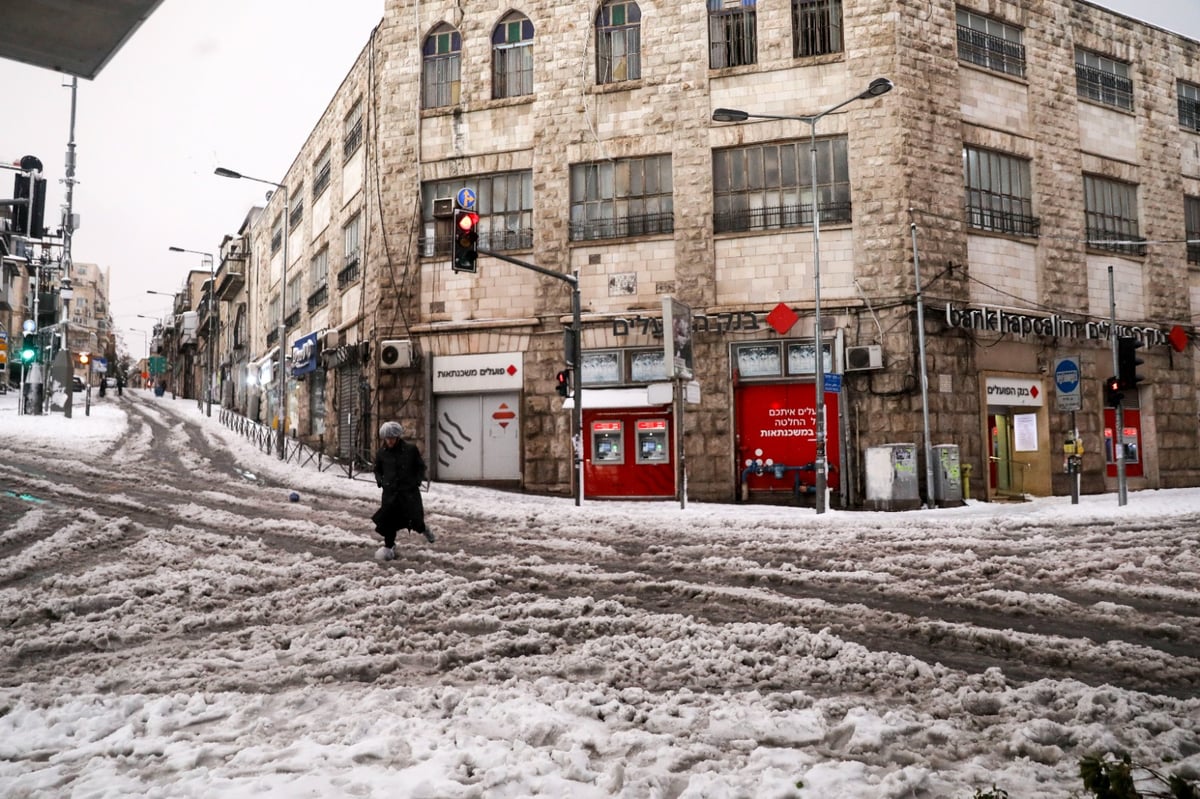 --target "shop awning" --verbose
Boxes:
[562,387,668,410]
